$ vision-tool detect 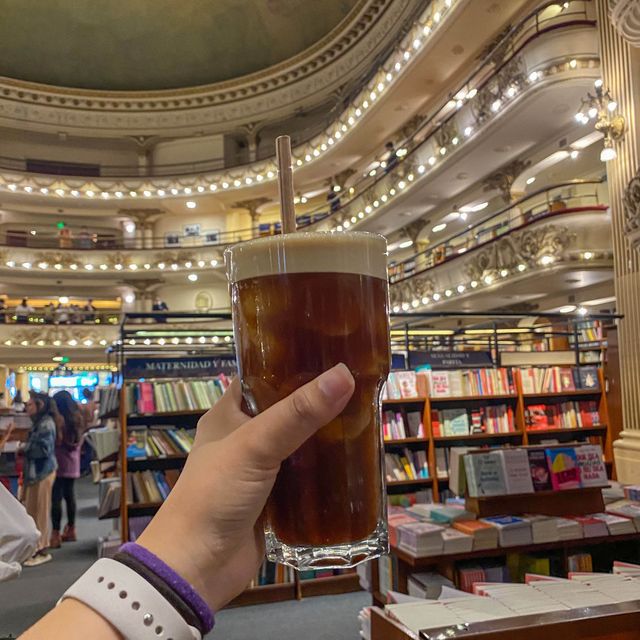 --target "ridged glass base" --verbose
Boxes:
[265,520,388,570]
